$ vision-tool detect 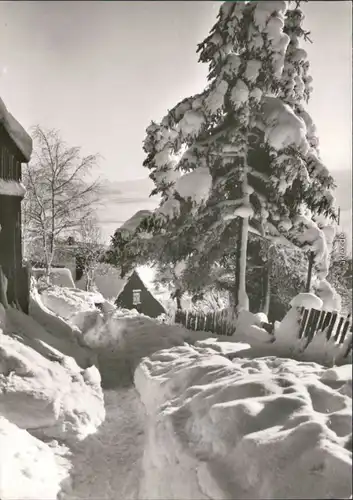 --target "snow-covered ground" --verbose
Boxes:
[61,388,145,500]
[136,341,352,499]
[1,284,351,499]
